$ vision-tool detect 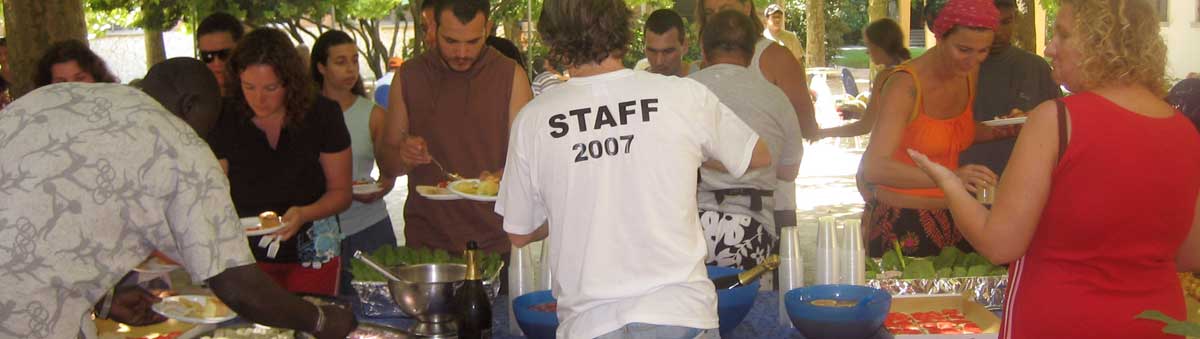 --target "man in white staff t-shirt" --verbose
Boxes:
[495,0,772,338]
